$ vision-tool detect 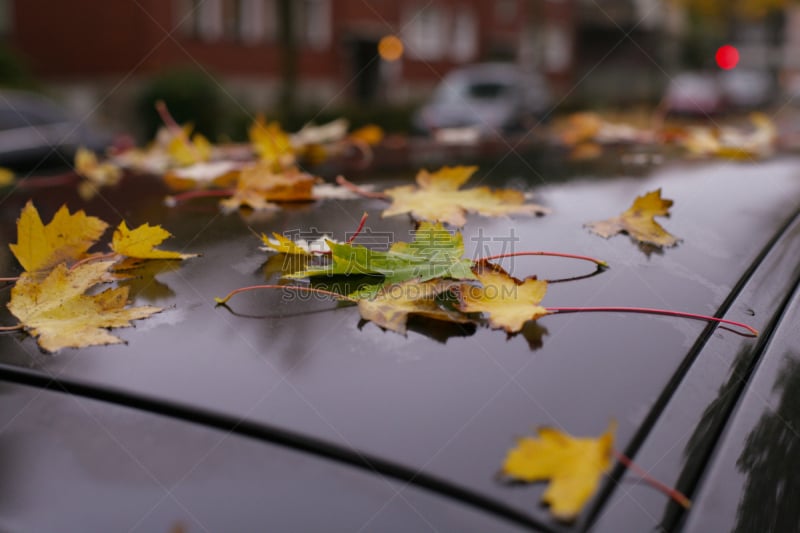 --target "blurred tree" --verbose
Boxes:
[675,0,789,20]
[136,68,225,140]
[0,45,37,89]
